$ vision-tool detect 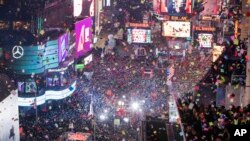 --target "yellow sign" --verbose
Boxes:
[170,16,189,21]
[234,20,239,38]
